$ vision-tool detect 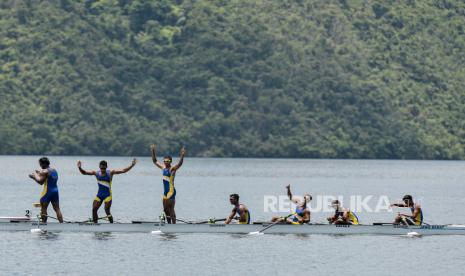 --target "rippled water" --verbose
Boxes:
[1,156,464,275]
